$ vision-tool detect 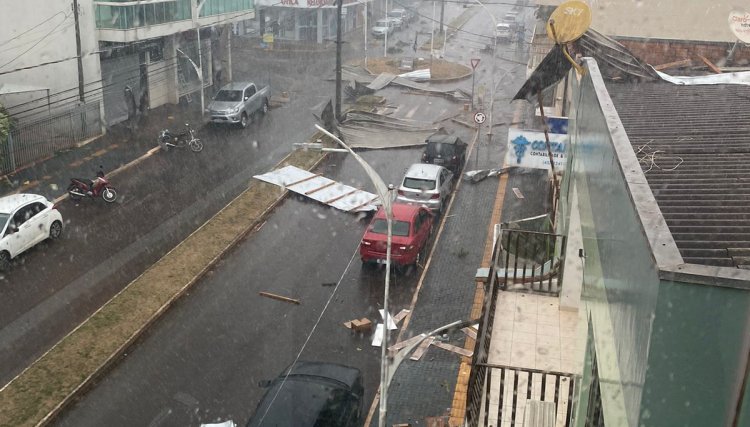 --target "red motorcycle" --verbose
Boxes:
[67,167,118,203]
